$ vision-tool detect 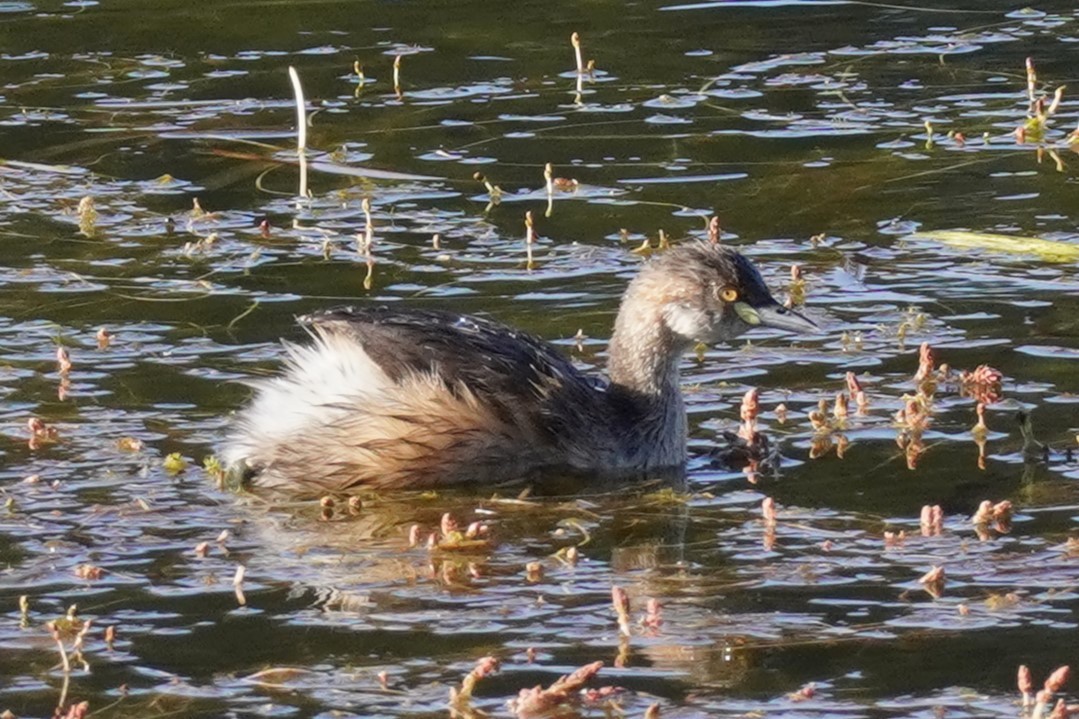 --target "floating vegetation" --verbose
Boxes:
[162,452,188,474]
[910,230,1079,262]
